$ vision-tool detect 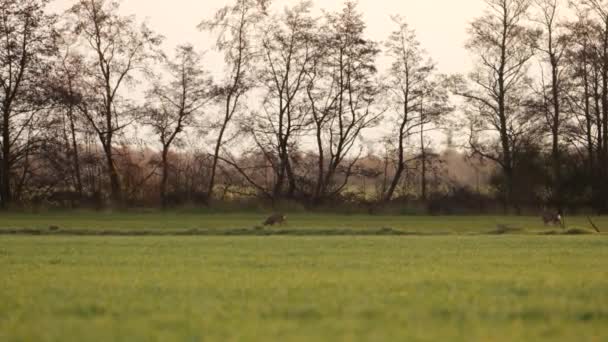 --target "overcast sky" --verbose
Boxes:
[49,0,487,76]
